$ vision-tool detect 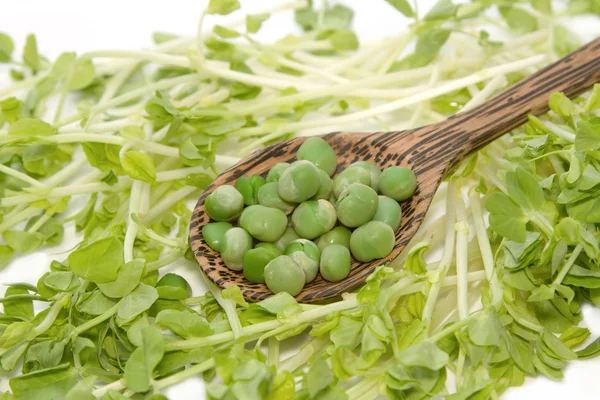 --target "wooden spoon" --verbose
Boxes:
[190,37,600,303]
